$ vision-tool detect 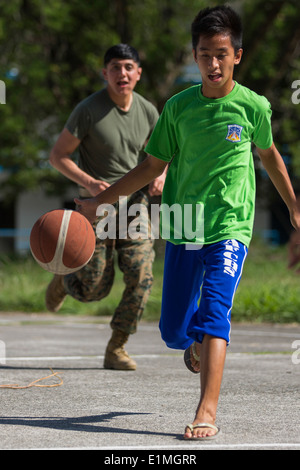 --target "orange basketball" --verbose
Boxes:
[30,209,95,275]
